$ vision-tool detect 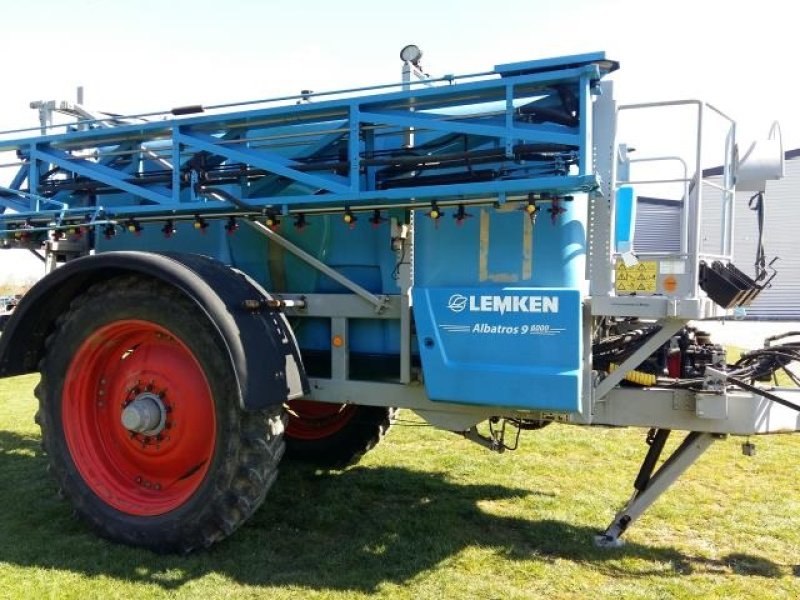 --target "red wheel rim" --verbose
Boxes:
[286,400,356,440]
[62,320,216,516]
